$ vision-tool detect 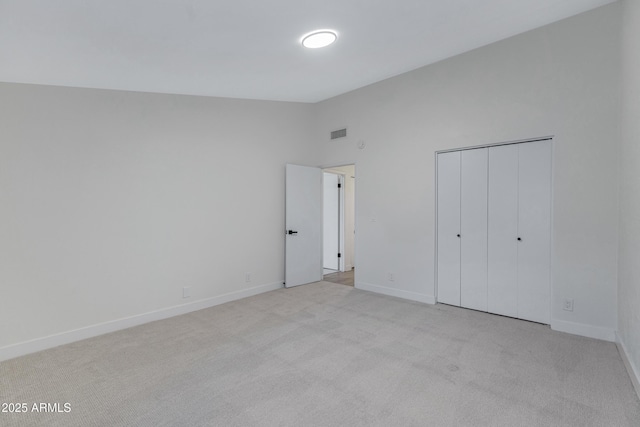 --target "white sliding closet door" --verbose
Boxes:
[460,148,488,311]
[487,145,519,318]
[517,141,552,324]
[437,151,461,306]
[438,140,551,323]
